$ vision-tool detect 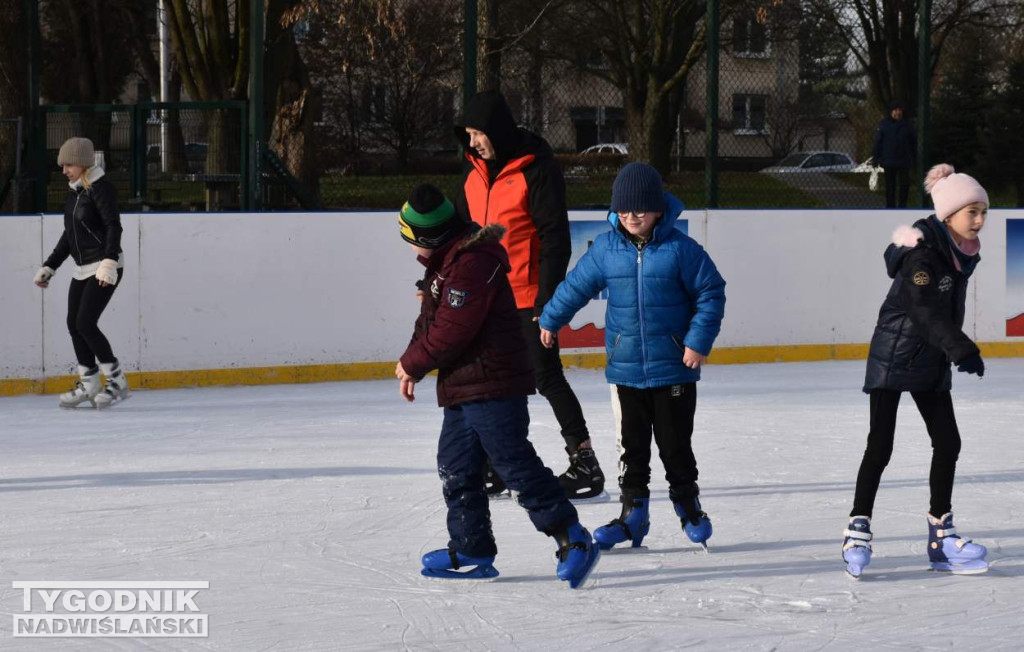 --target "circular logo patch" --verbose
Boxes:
[913,271,931,286]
